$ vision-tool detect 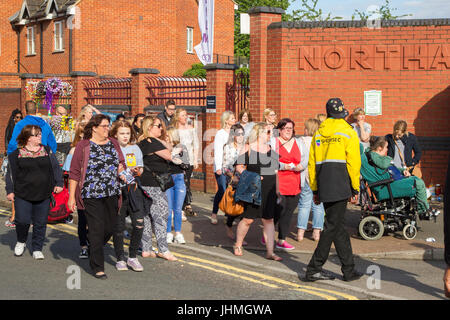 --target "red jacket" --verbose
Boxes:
[69,138,125,210]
